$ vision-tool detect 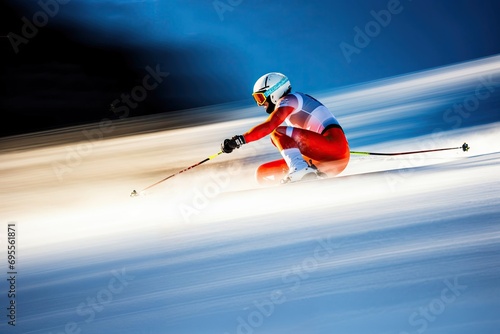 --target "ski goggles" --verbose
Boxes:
[252,76,289,106]
[252,91,267,105]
